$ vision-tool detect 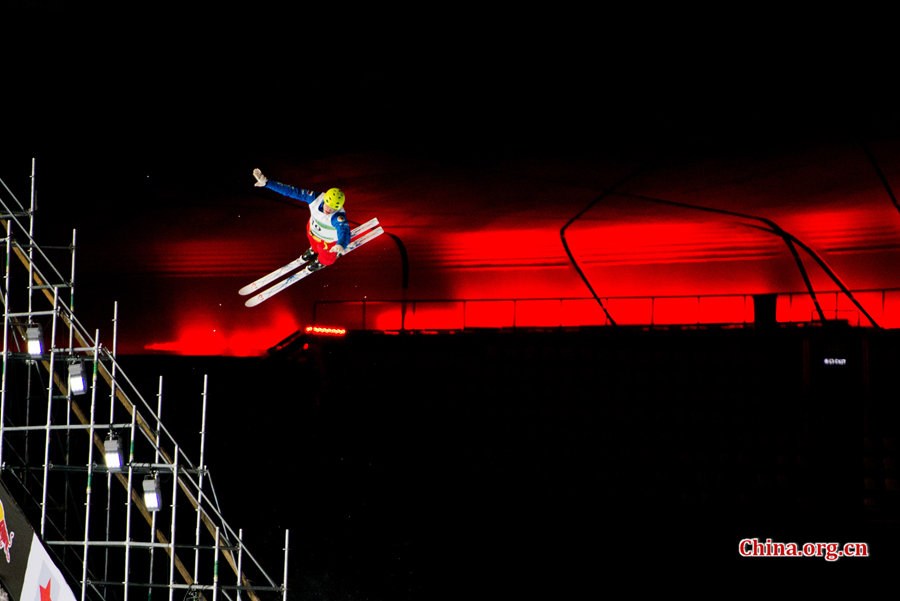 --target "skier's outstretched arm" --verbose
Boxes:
[252,168,316,205]
[331,213,351,254]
